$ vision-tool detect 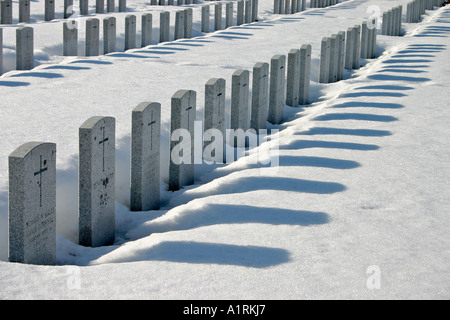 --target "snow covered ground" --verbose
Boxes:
[0,0,449,299]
